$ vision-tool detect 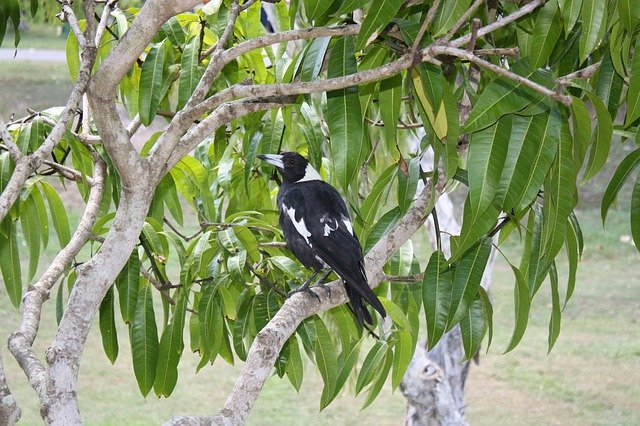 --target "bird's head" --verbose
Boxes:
[257,152,321,184]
